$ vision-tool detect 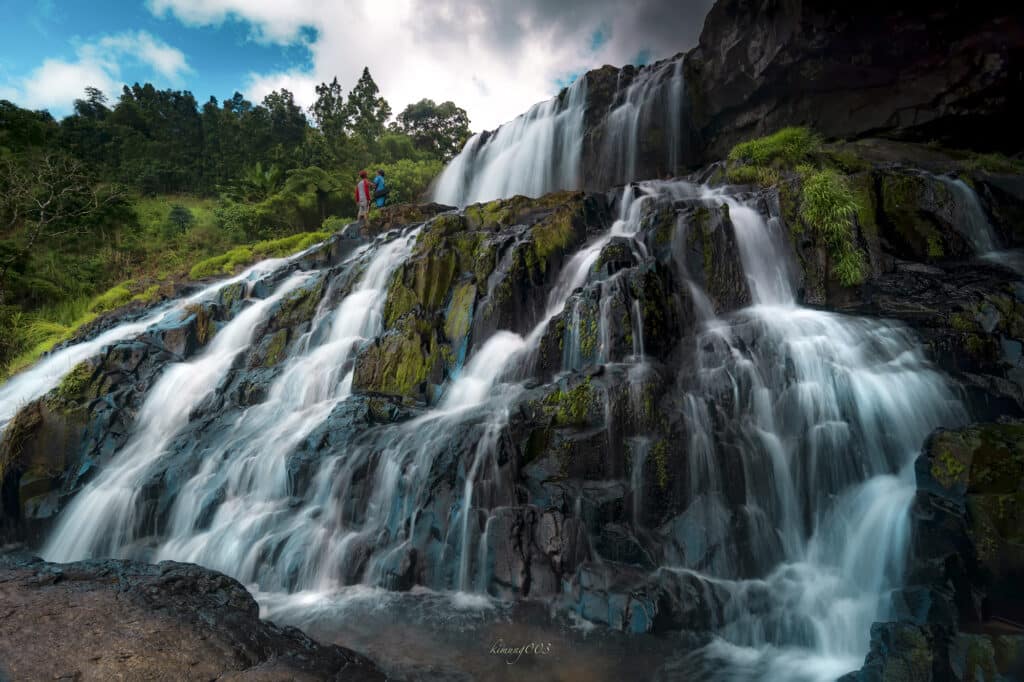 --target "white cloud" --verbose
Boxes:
[1,31,191,114]
[149,0,713,131]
